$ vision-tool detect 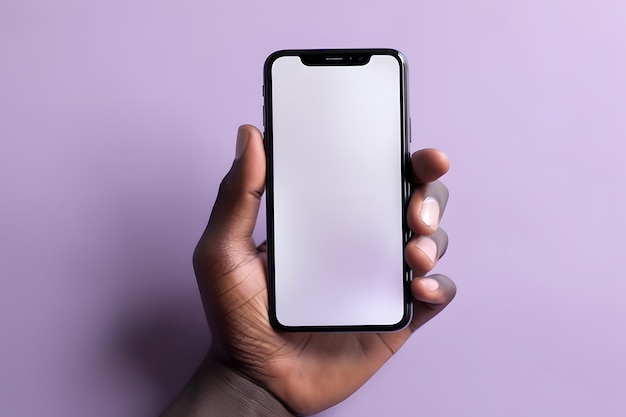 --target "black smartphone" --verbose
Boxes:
[263,49,411,332]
